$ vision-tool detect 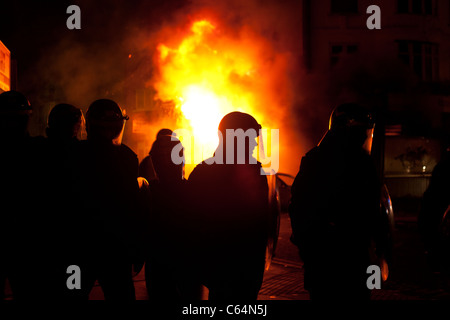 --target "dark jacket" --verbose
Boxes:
[188,160,270,280]
[73,140,140,259]
[289,130,383,291]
